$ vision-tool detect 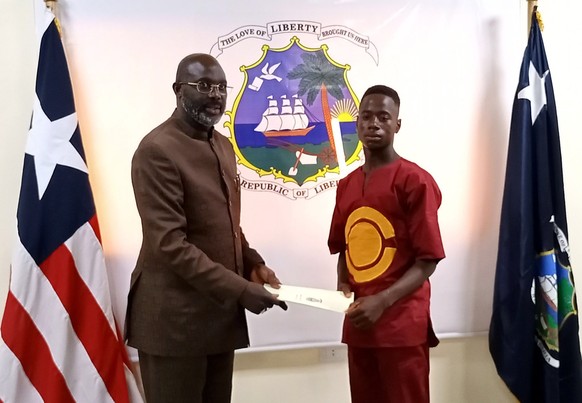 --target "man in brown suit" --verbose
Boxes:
[126,53,287,403]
